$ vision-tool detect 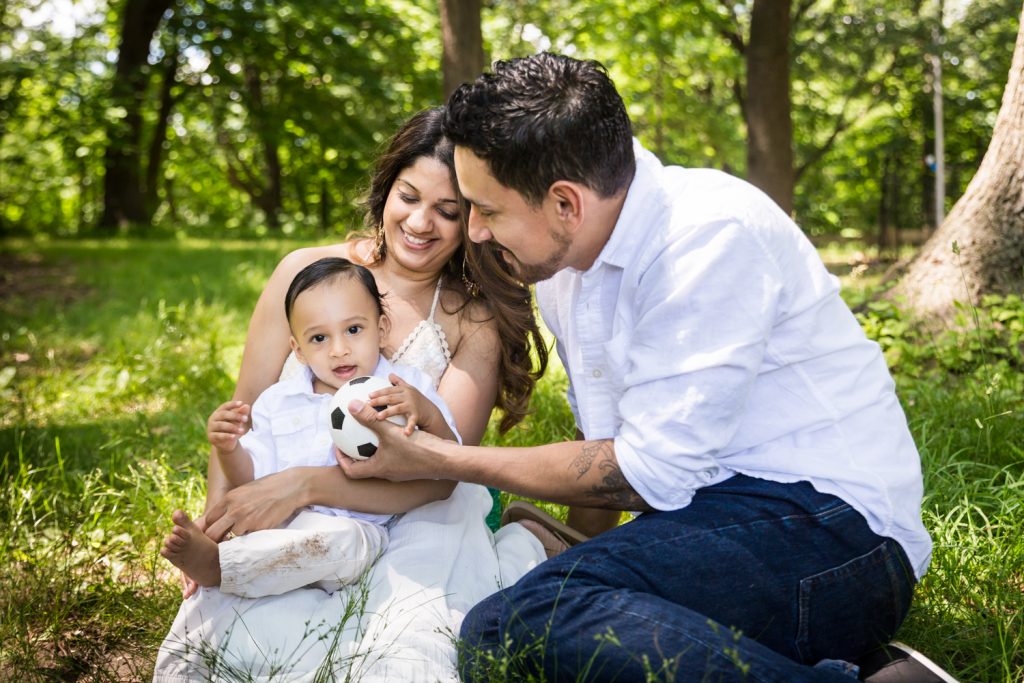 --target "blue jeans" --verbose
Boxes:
[459,475,915,682]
